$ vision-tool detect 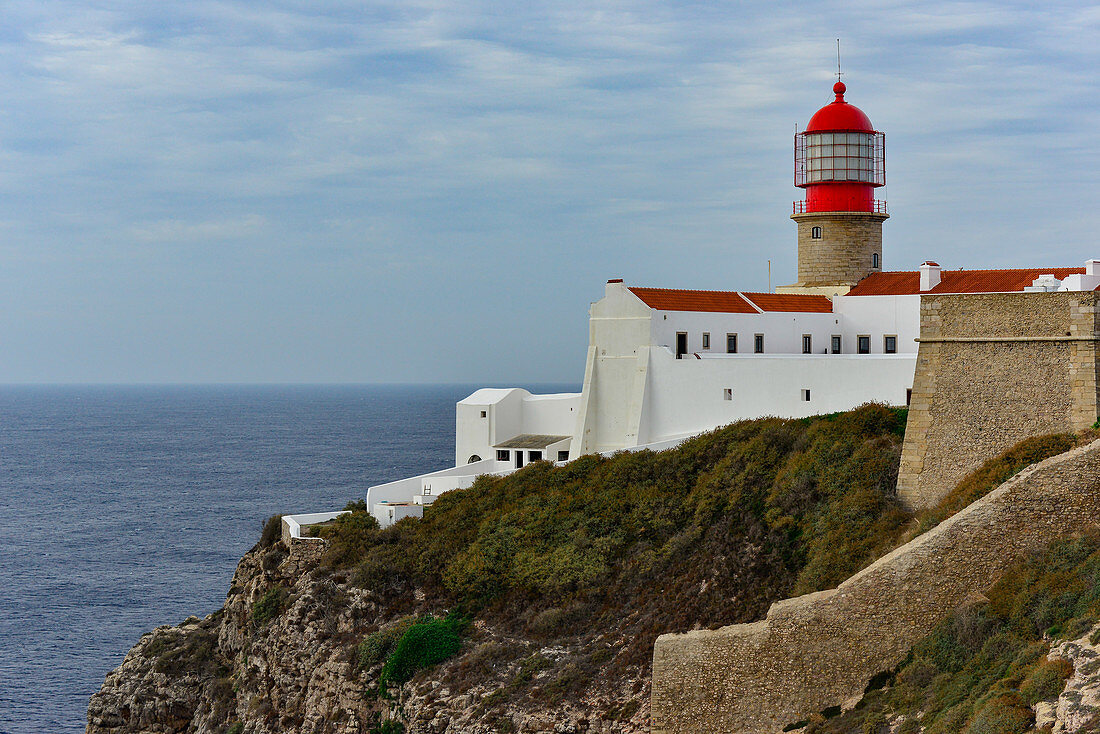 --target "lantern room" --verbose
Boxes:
[794,82,886,214]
